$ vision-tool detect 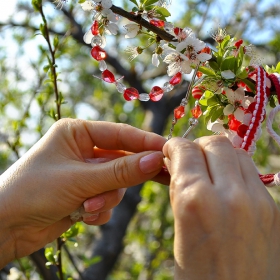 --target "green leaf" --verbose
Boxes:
[45,248,55,263]
[78,0,86,3]
[208,61,219,71]
[143,0,158,7]
[129,0,139,6]
[211,106,224,122]
[32,0,42,11]
[199,98,208,106]
[198,66,216,76]
[43,65,50,73]
[207,95,219,106]
[204,90,214,99]
[39,23,47,38]
[204,106,218,124]
[236,45,244,69]
[220,35,231,50]
[242,78,256,93]
[62,224,80,239]
[236,67,248,79]
[269,95,277,108]
[221,56,237,72]
[276,61,280,74]
[154,6,171,17]
[53,35,59,49]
